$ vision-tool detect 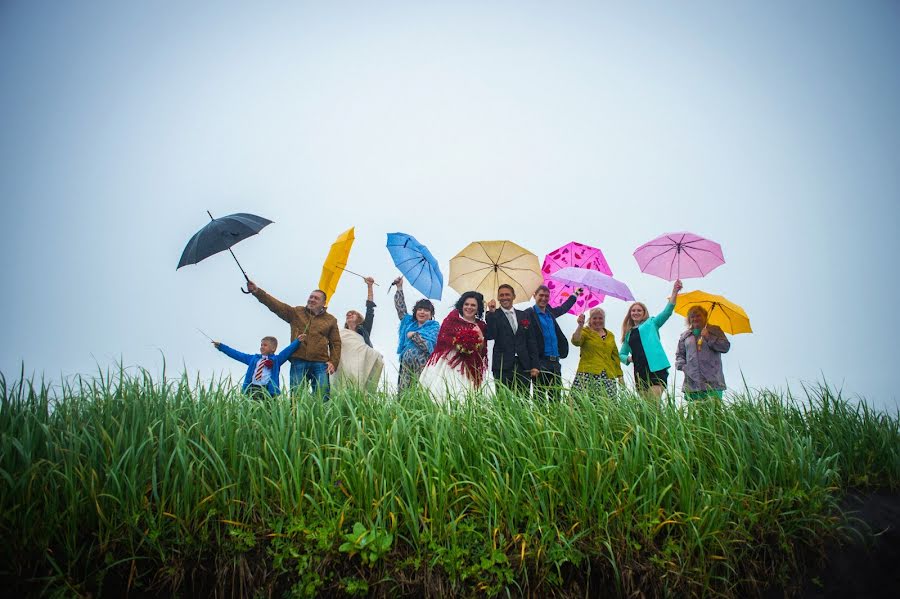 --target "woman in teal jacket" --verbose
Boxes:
[620,280,683,398]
